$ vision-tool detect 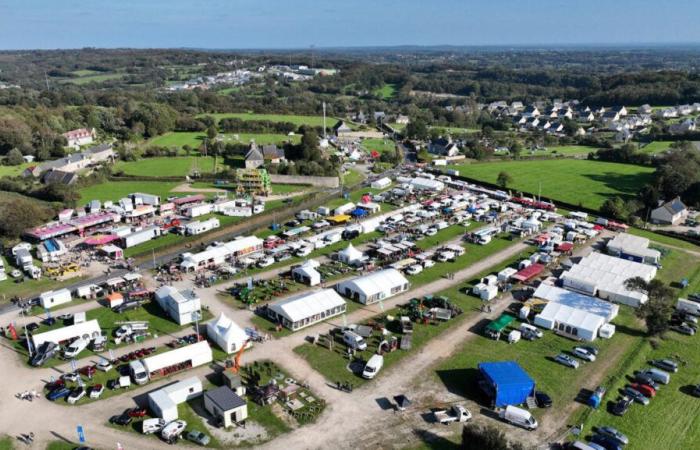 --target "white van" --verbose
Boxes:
[342,331,367,351]
[519,323,543,338]
[129,360,149,385]
[63,338,88,359]
[362,354,384,379]
[141,418,167,435]
[499,405,538,430]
